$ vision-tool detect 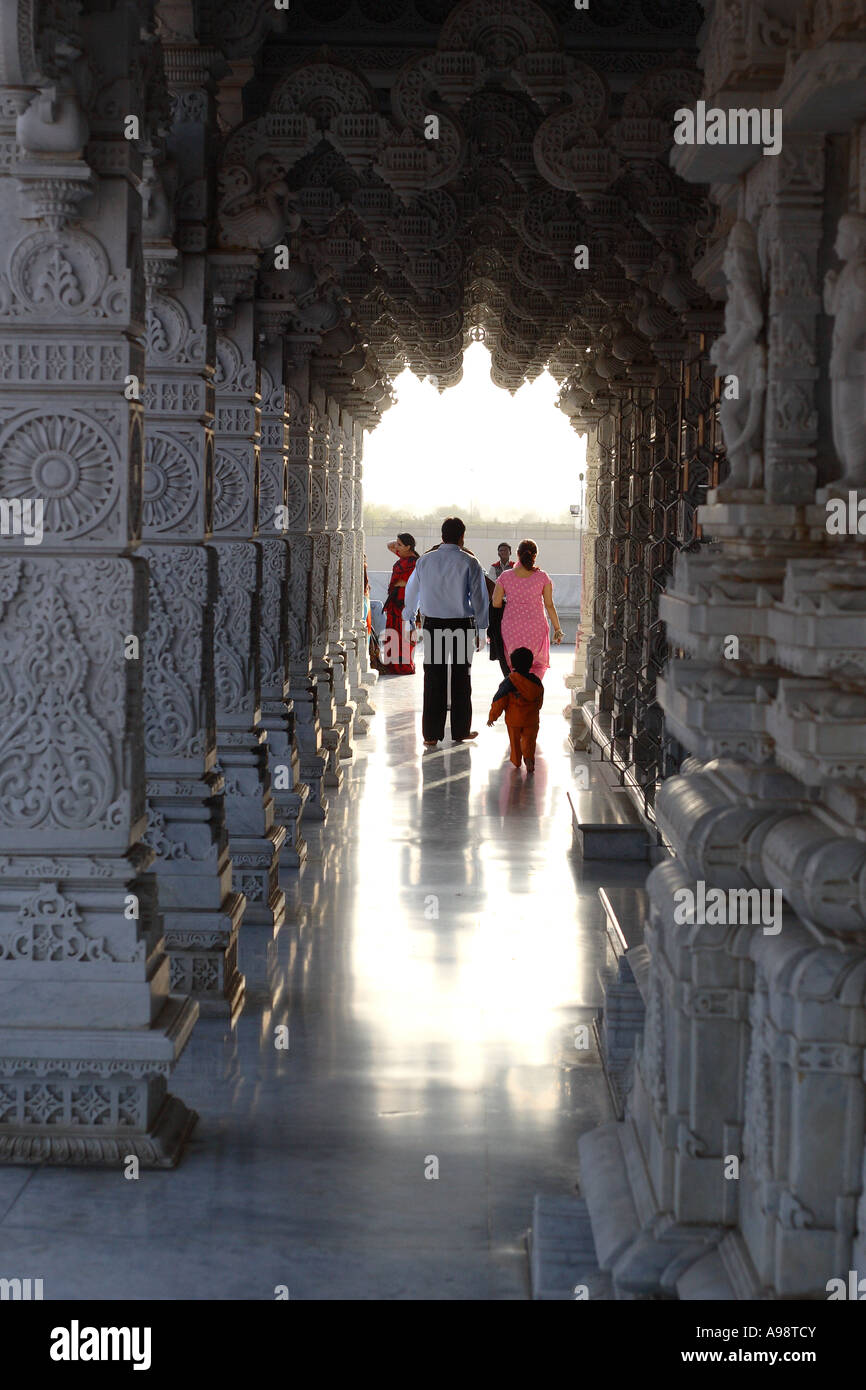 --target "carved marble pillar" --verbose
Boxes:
[582,51,866,1300]
[761,135,824,505]
[338,417,364,736]
[590,403,624,737]
[349,423,376,720]
[309,396,342,791]
[566,423,600,750]
[139,57,244,1021]
[285,354,328,821]
[324,399,356,761]
[210,288,286,930]
[256,333,308,867]
[0,3,197,1164]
